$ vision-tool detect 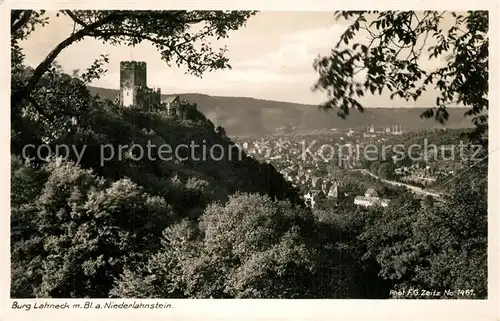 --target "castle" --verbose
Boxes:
[115,60,194,119]
[116,61,161,110]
